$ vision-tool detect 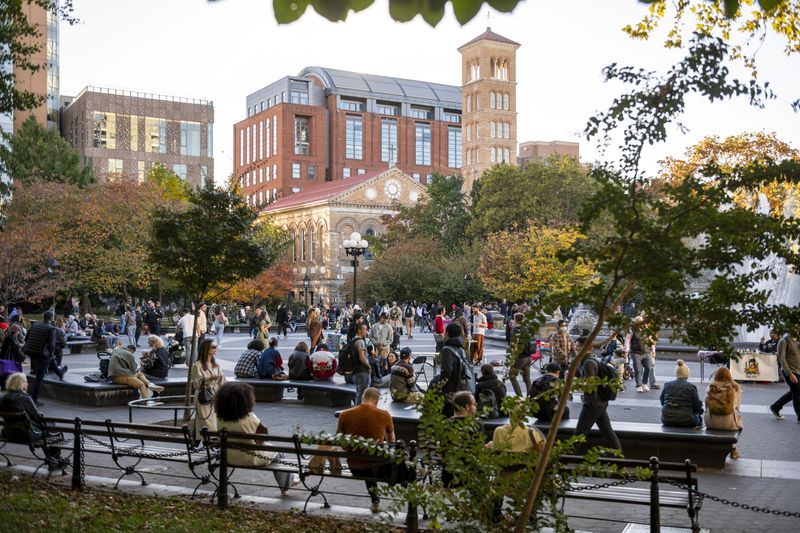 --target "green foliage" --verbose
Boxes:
[0,116,93,193]
[146,162,191,202]
[468,158,596,240]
